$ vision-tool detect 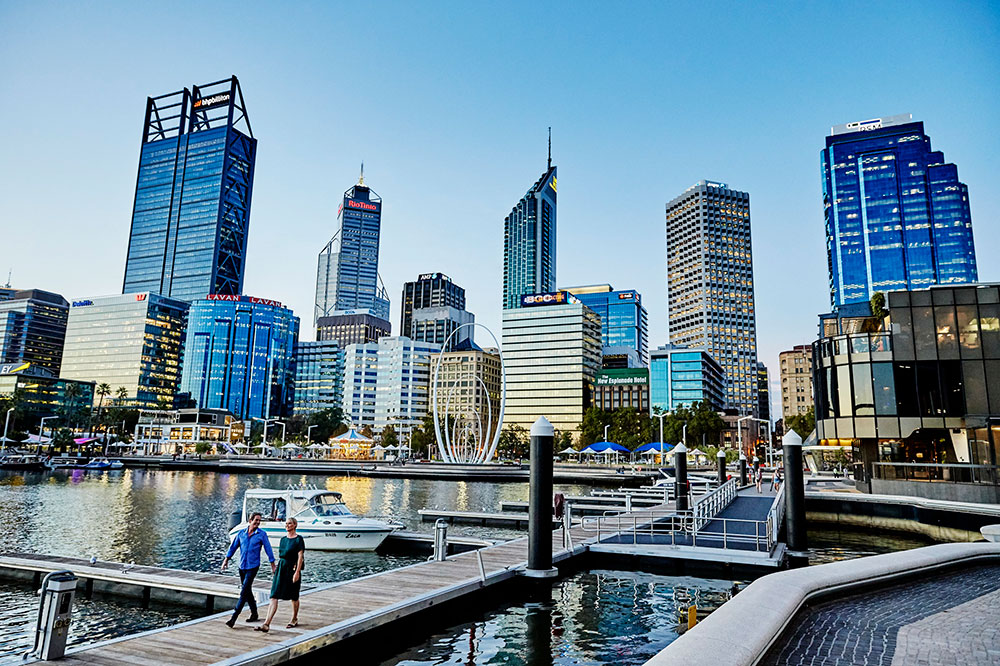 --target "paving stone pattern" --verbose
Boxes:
[762,565,1000,666]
